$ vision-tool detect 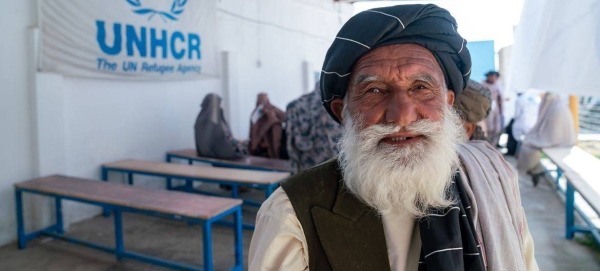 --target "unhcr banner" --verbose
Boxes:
[39,0,218,80]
